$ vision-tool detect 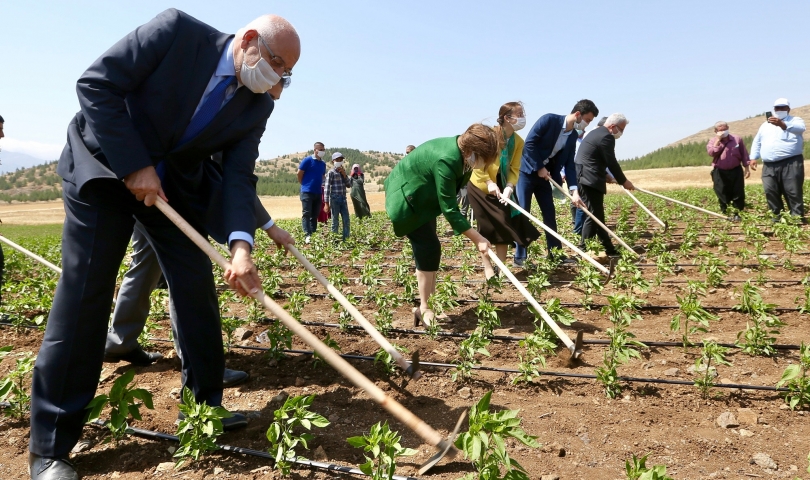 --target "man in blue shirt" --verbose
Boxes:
[297,142,327,243]
[750,98,806,219]
[514,100,598,266]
